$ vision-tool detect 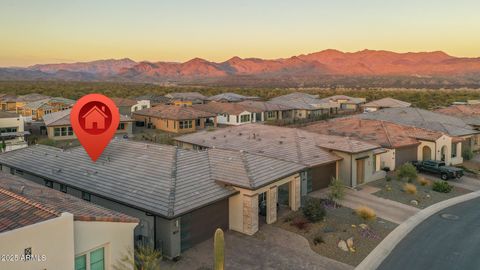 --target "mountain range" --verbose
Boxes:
[2,49,480,87]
